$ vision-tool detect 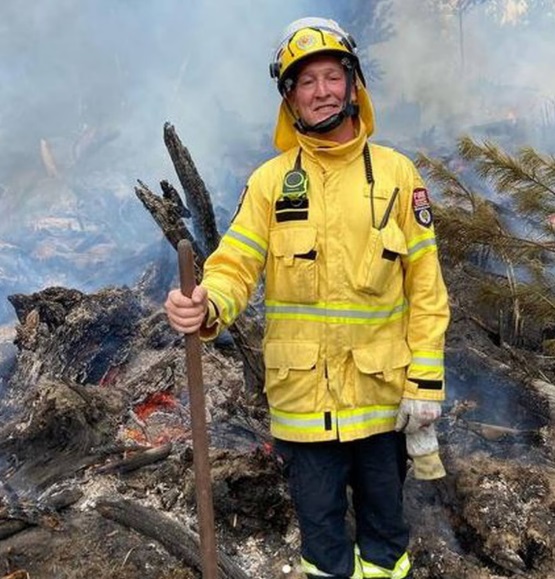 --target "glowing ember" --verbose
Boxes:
[134,391,178,421]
